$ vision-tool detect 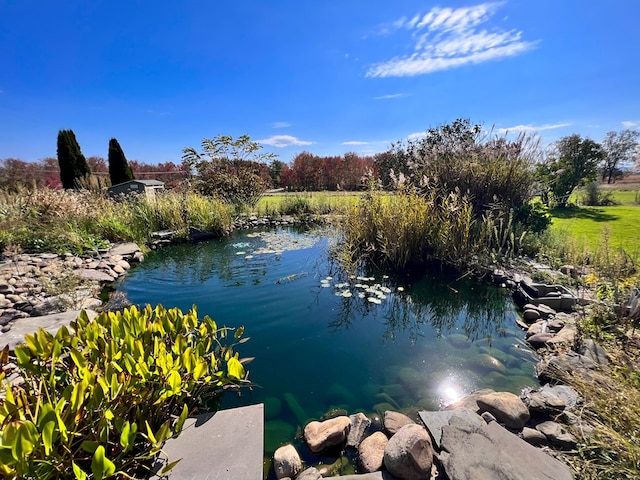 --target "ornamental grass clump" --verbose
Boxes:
[0,304,251,479]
